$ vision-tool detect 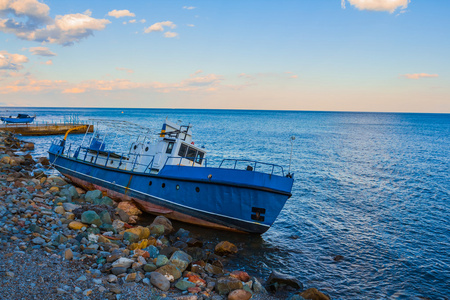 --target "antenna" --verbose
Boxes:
[288,136,295,176]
